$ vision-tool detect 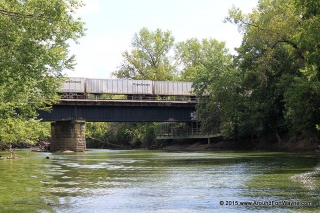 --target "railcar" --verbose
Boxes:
[59,77,86,98]
[154,81,193,96]
[86,78,153,99]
